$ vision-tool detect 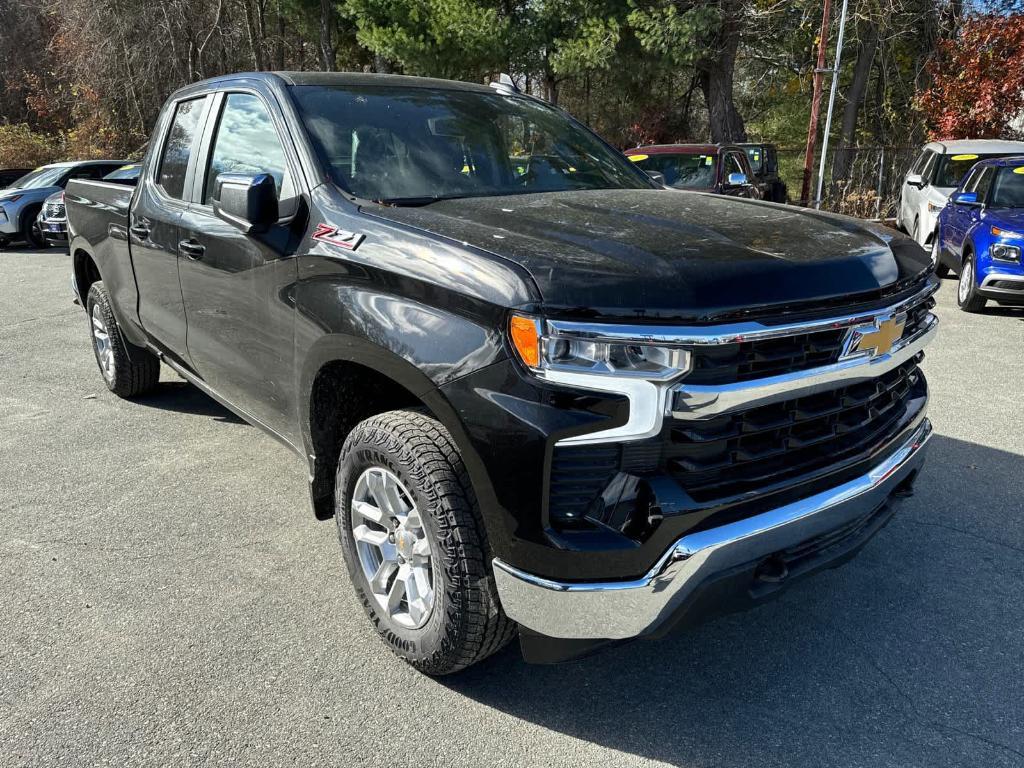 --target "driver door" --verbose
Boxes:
[176,89,303,440]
